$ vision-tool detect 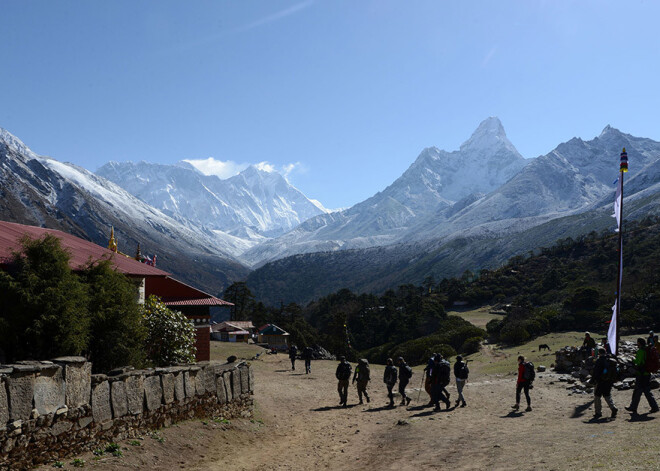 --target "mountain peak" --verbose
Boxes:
[0,127,38,158]
[599,124,622,138]
[459,117,511,152]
